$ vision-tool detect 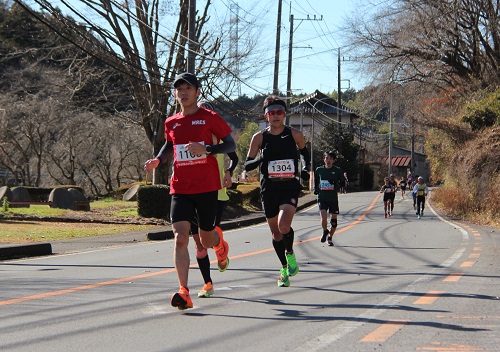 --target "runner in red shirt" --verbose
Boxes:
[144,72,235,310]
